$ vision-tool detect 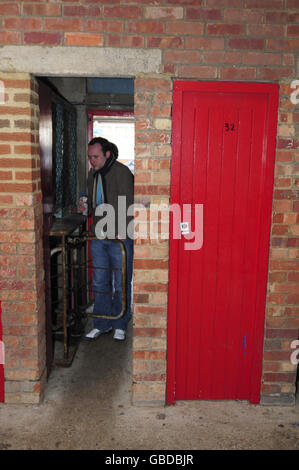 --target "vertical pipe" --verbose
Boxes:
[62,235,68,359]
